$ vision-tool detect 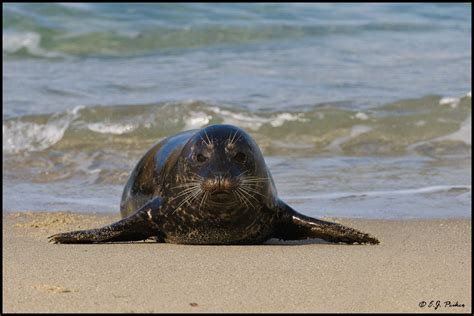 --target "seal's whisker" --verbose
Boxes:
[239,184,266,198]
[240,179,268,185]
[231,190,240,204]
[171,182,201,189]
[241,176,270,182]
[247,183,263,189]
[233,189,245,206]
[173,184,201,195]
[168,188,200,204]
[188,189,203,206]
[228,129,240,146]
[241,188,256,209]
[241,175,269,179]
[198,191,209,211]
[200,135,210,147]
[236,170,249,177]
[203,129,213,147]
[233,189,249,209]
[169,181,203,199]
[233,131,243,145]
[173,187,202,213]
[231,129,238,144]
[240,180,268,188]
[240,178,262,184]
[170,182,202,190]
[238,185,261,203]
[188,172,204,180]
[236,187,255,209]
